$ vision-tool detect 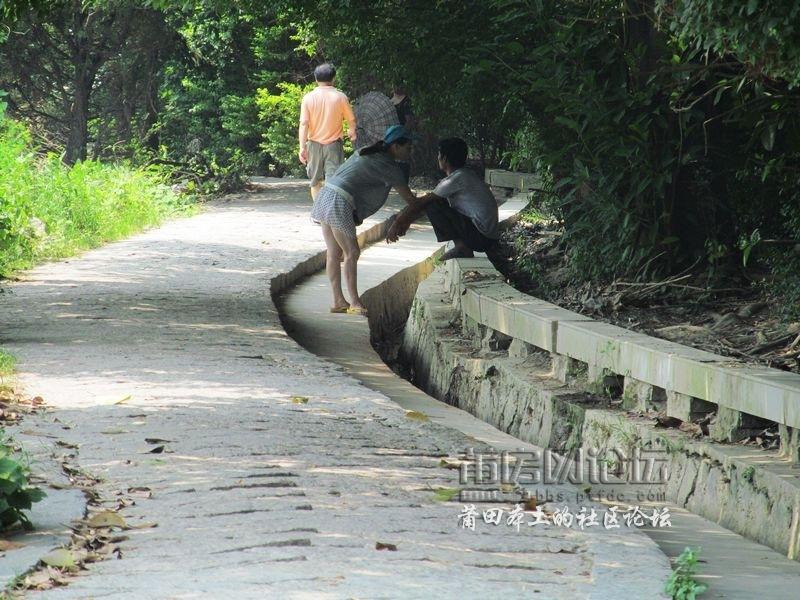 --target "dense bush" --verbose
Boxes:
[255,82,315,177]
[0,112,193,276]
